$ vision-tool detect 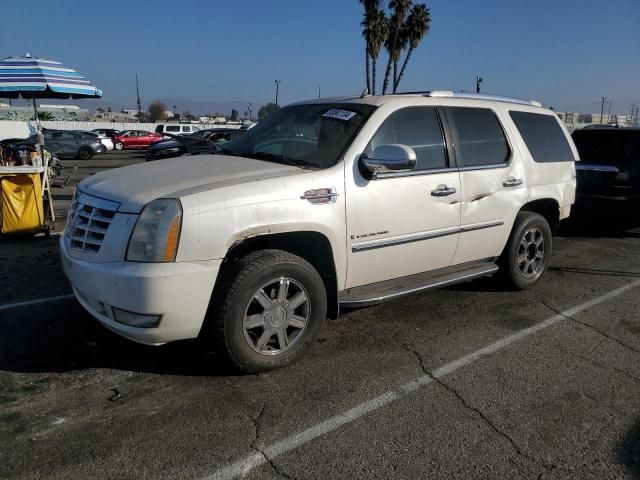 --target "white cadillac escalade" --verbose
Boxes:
[61,91,578,372]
